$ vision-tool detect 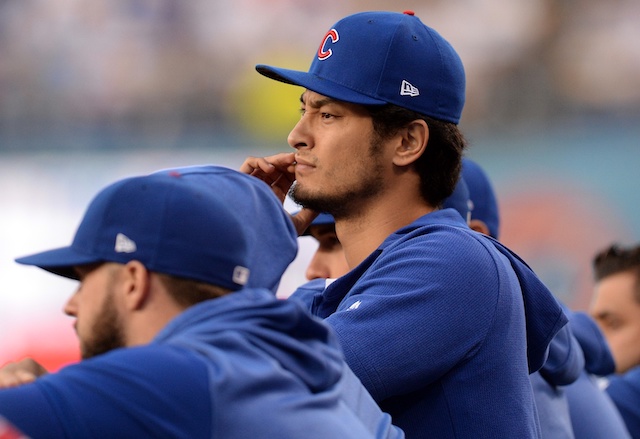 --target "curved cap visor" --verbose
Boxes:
[299,212,336,236]
[256,65,388,107]
[15,246,102,280]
